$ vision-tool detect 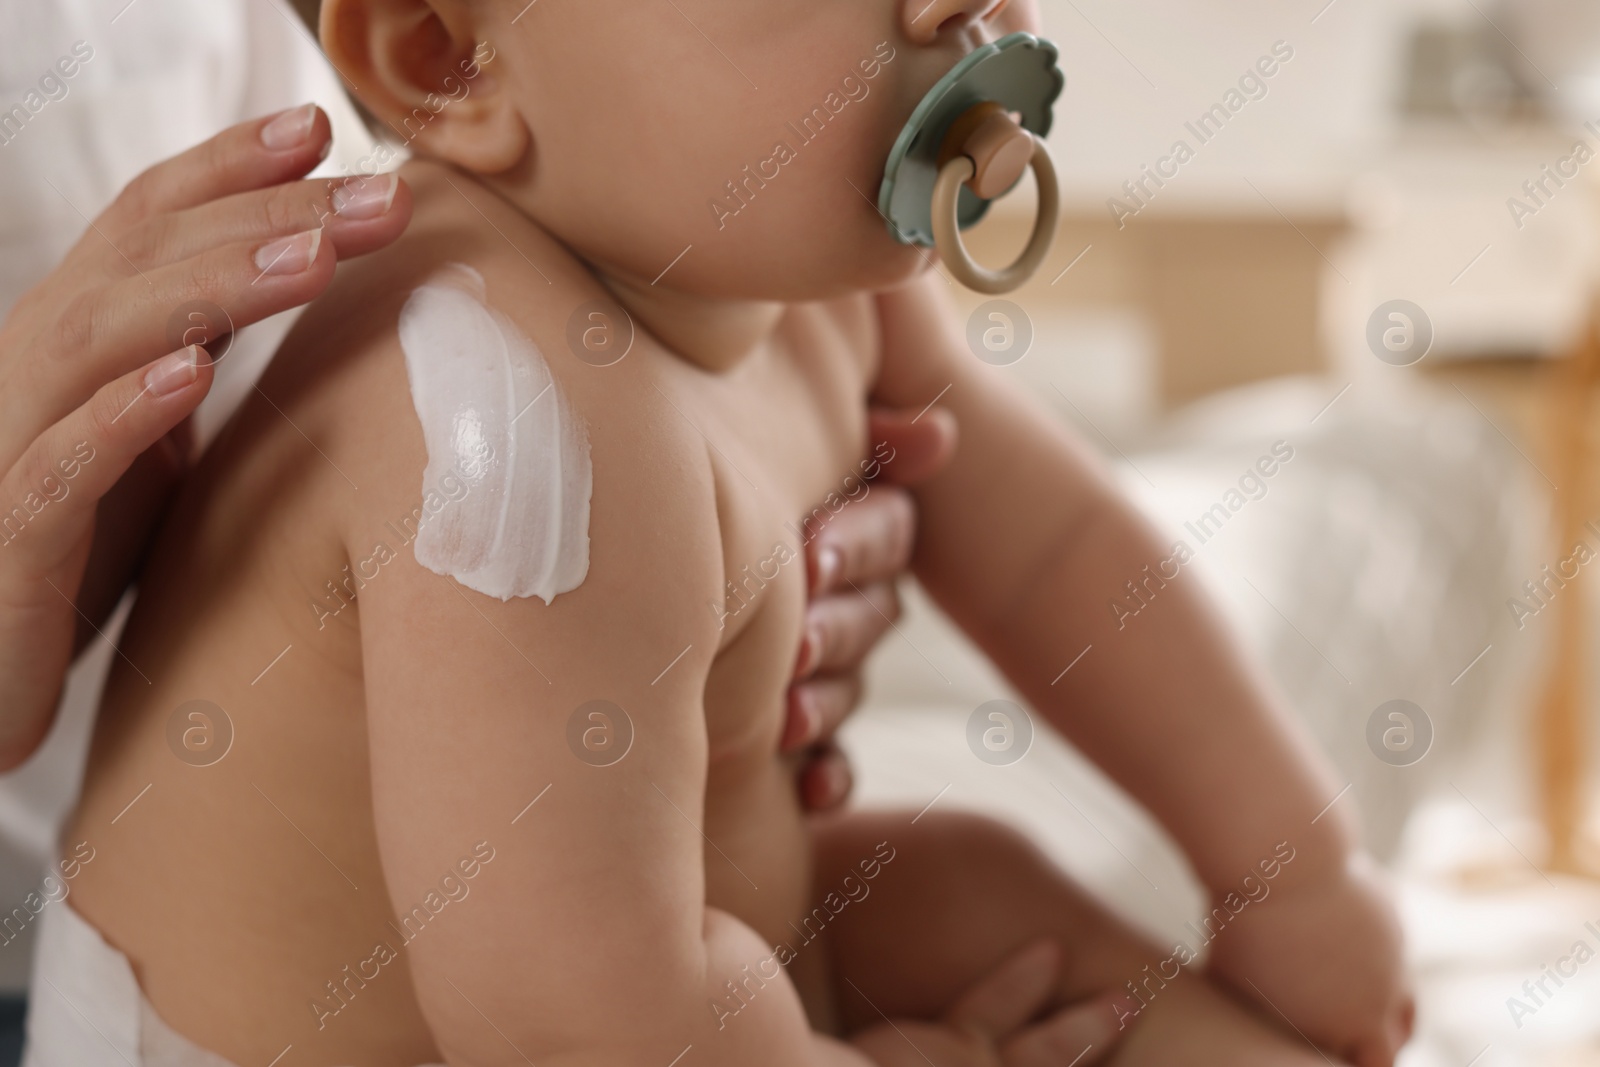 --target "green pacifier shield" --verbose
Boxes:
[879,33,1064,248]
